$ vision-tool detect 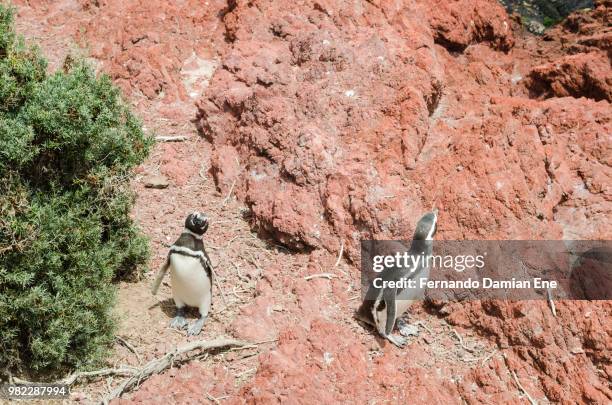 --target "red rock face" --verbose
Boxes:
[195,1,611,403]
[74,0,227,103]
[525,3,612,102]
[197,0,611,259]
[527,51,611,101]
[428,0,515,52]
[445,300,612,404]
